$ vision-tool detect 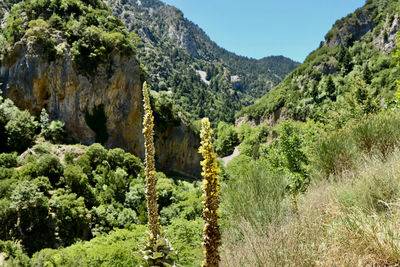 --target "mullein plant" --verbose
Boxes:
[140,82,174,267]
[199,118,221,267]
